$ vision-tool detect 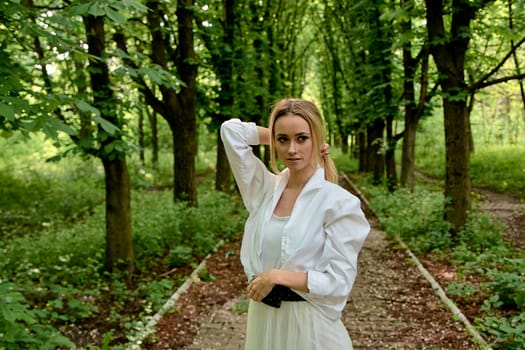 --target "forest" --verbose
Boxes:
[1,0,524,349]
